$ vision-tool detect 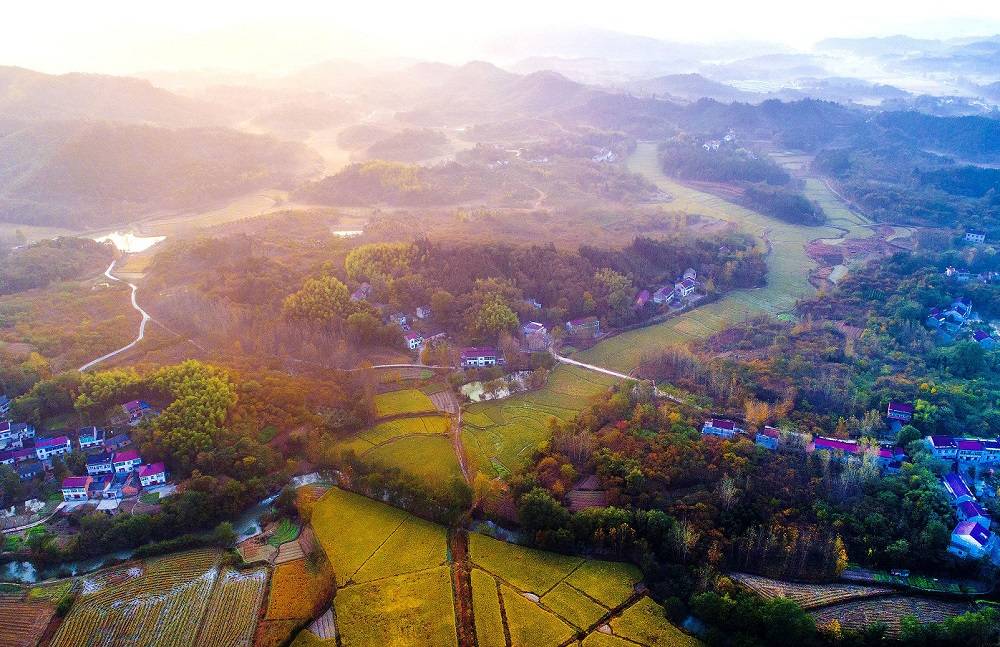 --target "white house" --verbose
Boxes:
[86,452,114,476]
[957,439,985,462]
[926,436,958,459]
[701,418,743,439]
[61,476,93,502]
[943,473,976,504]
[404,332,424,351]
[957,501,992,529]
[683,268,697,281]
[35,436,71,460]
[460,347,501,368]
[78,426,105,450]
[949,521,995,559]
[138,463,167,487]
[965,230,987,244]
[675,278,697,298]
[112,449,142,473]
[652,286,674,304]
